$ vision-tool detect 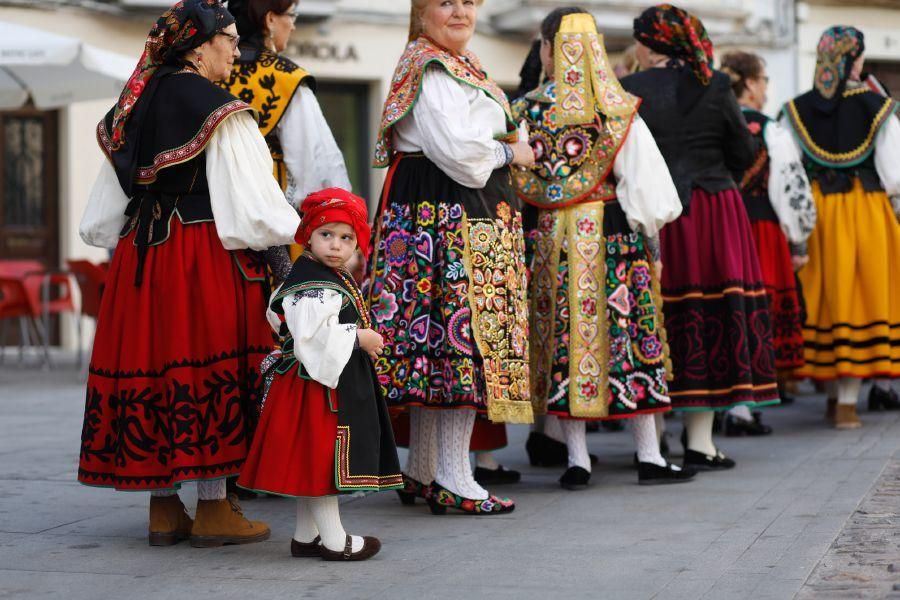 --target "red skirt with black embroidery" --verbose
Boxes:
[238,372,341,497]
[749,219,805,372]
[78,220,274,491]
